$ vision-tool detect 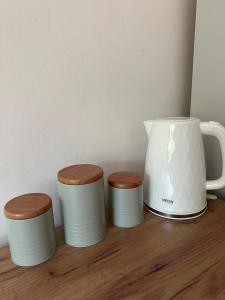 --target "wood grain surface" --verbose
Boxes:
[57,164,103,185]
[4,193,52,220]
[108,171,143,189]
[1,200,225,299]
